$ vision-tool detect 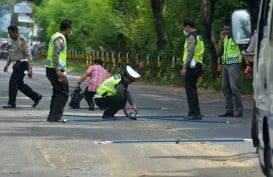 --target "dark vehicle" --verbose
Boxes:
[231,1,273,176]
[0,42,9,59]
